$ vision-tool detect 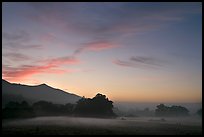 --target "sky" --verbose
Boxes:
[2,2,202,103]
